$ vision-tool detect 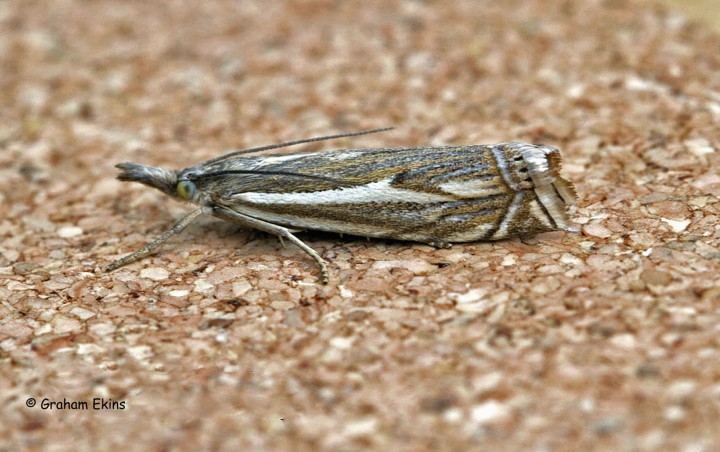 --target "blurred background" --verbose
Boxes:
[657,0,720,28]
